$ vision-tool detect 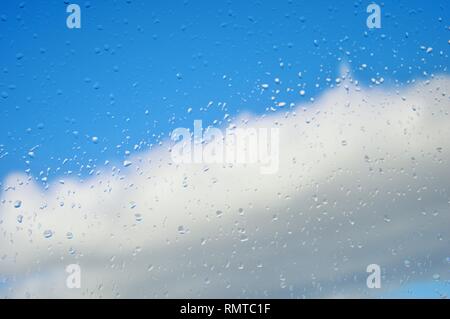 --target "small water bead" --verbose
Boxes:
[177,225,186,234]
[123,160,132,167]
[43,230,53,238]
[14,200,22,208]
[239,235,249,242]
